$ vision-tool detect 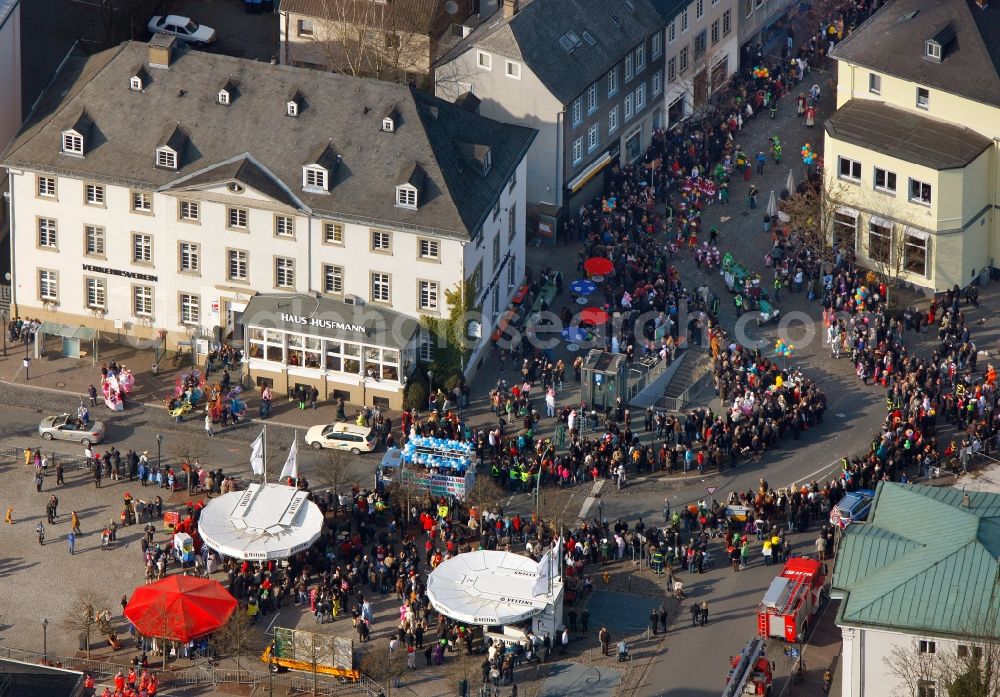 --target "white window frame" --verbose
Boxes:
[652,69,662,96]
[227,249,248,281]
[179,200,200,221]
[652,30,662,58]
[287,100,299,117]
[909,178,932,205]
[572,97,582,126]
[711,19,719,45]
[838,156,862,183]
[696,0,704,18]
[178,241,200,273]
[668,20,676,43]
[179,293,200,325]
[297,18,314,36]
[916,87,930,109]
[396,185,417,209]
[867,218,892,264]
[625,53,634,82]
[274,256,295,288]
[588,124,599,152]
[624,93,634,120]
[635,44,645,72]
[418,238,440,259]
[681,9,688,32]
[903,228,929,278]
[132,233,152,263]
[572,138,583,165]
[130,76,143,91]
[324,222,344,245]
[217,89,230,105]
[85,183,104,206]
[155,147,177,169]
[275,215,295,238]
[85,277,106,310]
[371,272,391,303]
[608,105,619,134]
[303,166,327,190]
[680,46,689,73]
[133,285,153,317]
[61,131,83,156]
[372,229,392,252]
[832,208,858,252]
[228,206,248,229]
[919,640,937,655]
[476,50,492,70]
[37,176,56,198]
[874,167,896,194]
[924,41,941,61]
[608,66,619,96]
[418,280,440,312]
[85,225,105,256]
[723,9,731,35]
[39,269,58,301]
[382,117,394,132]
[505,60,521,79]
[38,218,57,248]
[917,680,936,697]
[132,191,151,212]
[668,57,676,83]
[636,83,646,110]
[587,84,598,114]
[323,264,344,294]
[869,73,881,95]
